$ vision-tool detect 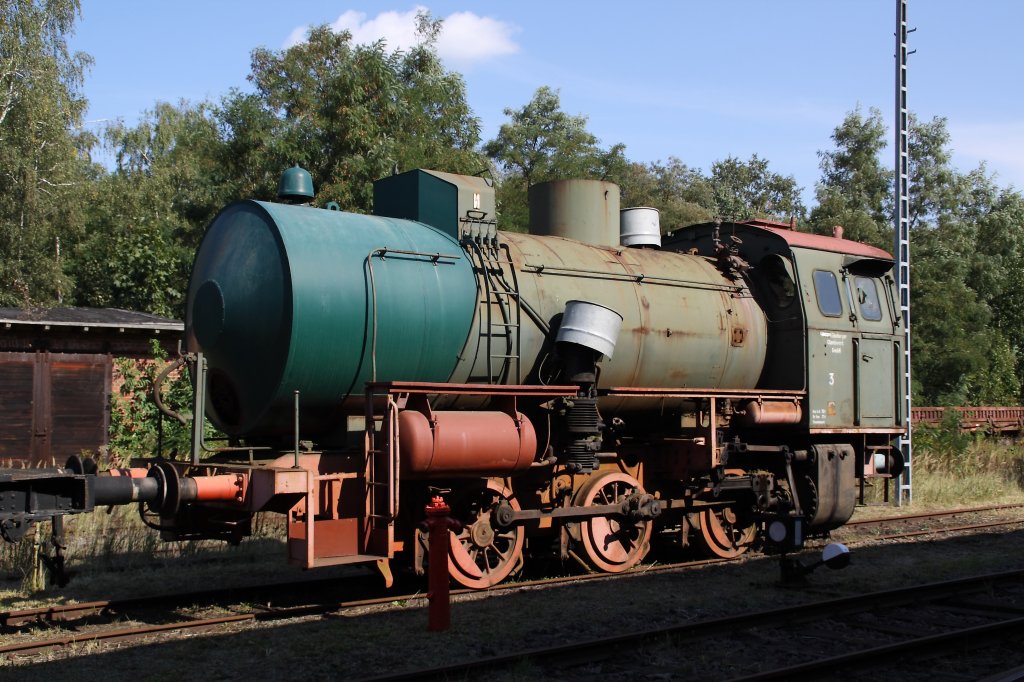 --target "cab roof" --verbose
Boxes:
[734,219,893,261]
[665,219,894,263]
